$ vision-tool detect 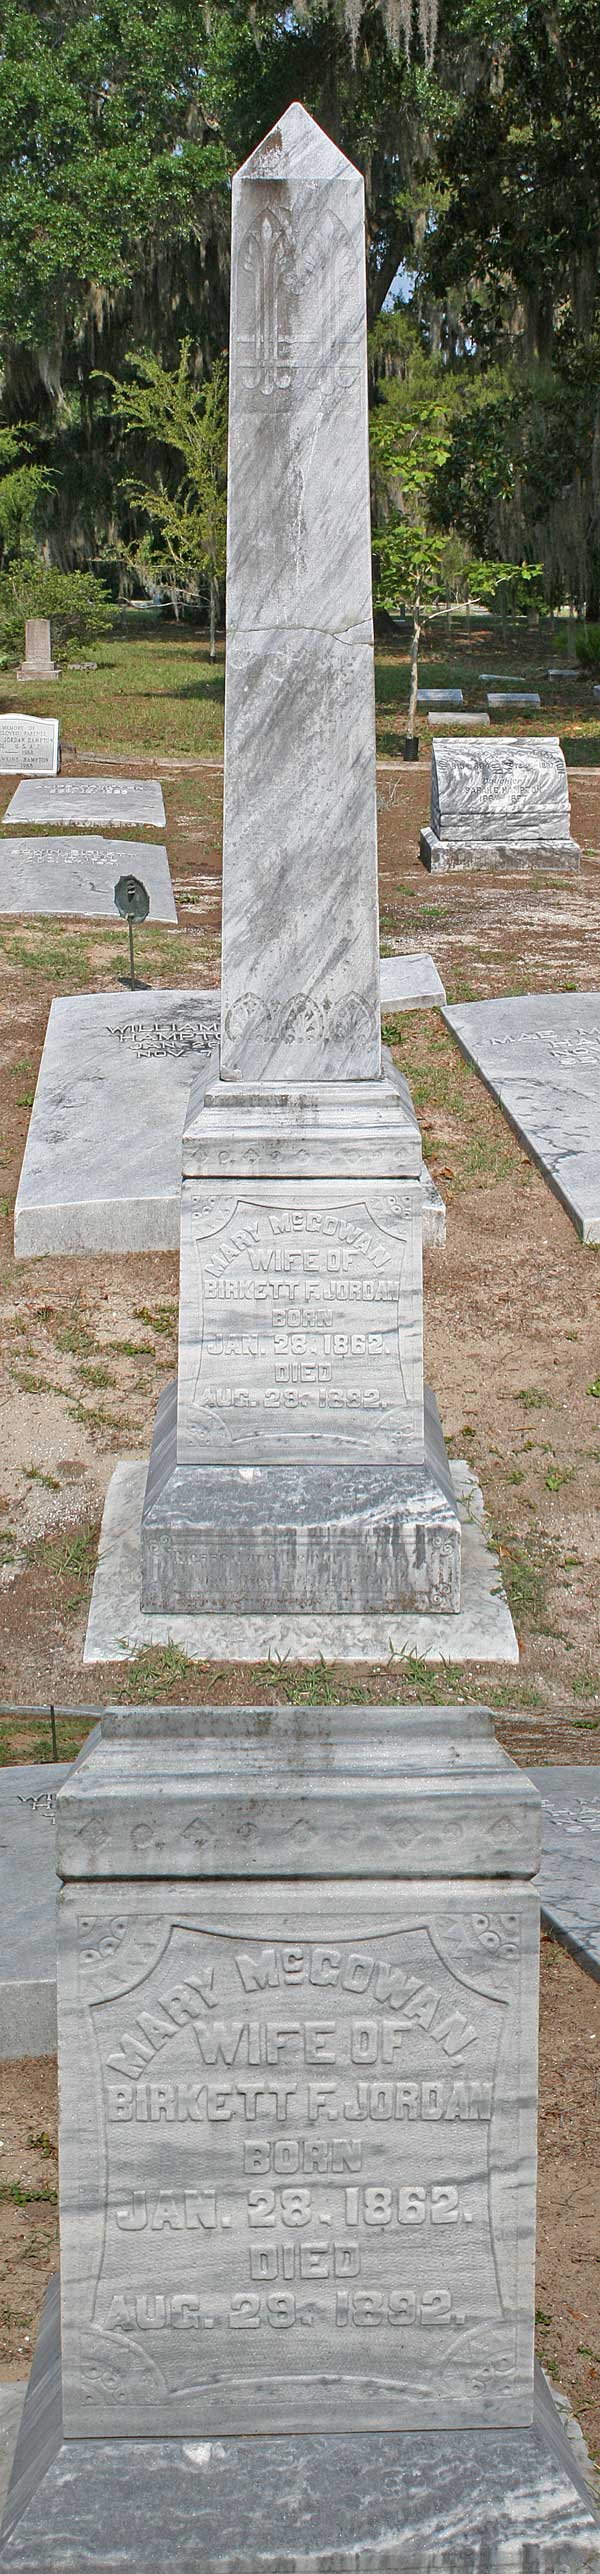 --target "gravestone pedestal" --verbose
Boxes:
[2,1702,600,2571]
